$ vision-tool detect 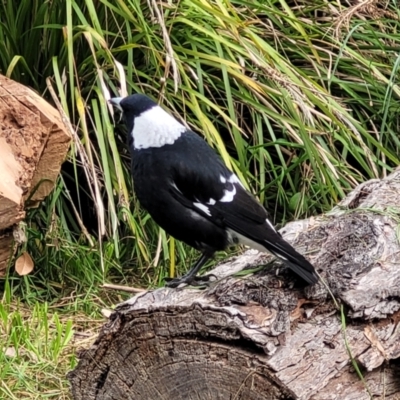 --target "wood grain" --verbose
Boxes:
[0,74,70,273]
